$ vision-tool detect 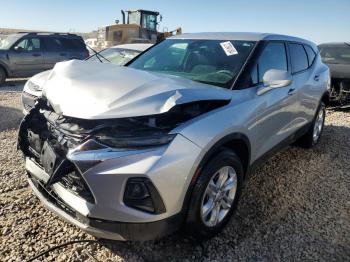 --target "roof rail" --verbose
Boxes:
[18,32,78,36]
